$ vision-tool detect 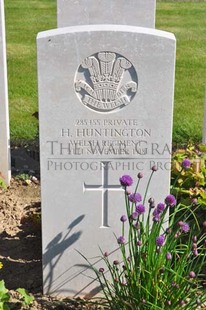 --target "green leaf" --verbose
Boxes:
[0,281,10,303]
[16,288,34,305]
[0,302,9,310]
[199,144,206,153]
[0,178,6,190]
[3,304,10,310]
[198,198,206,207]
